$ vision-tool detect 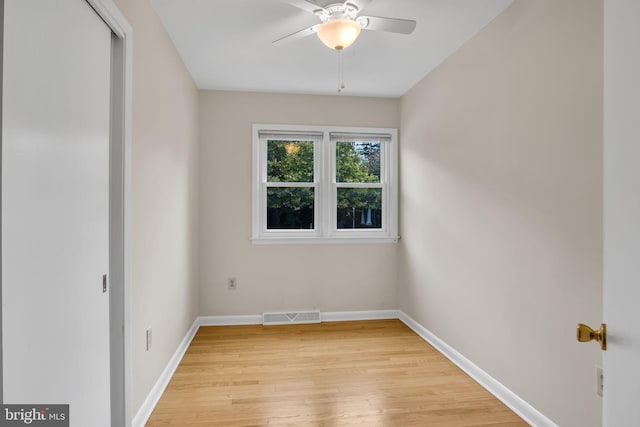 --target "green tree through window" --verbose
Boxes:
[267,141,314,183]
[336,142,380,183]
